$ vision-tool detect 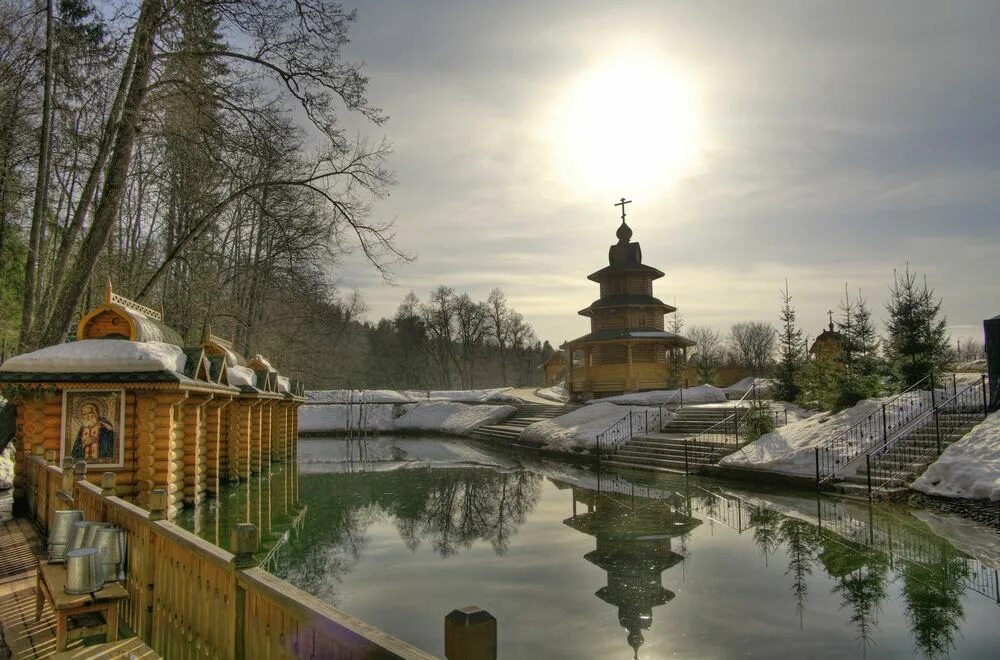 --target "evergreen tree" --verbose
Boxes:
[885,267,949,390]
[774,280,805,402]
[835,286,883,408]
